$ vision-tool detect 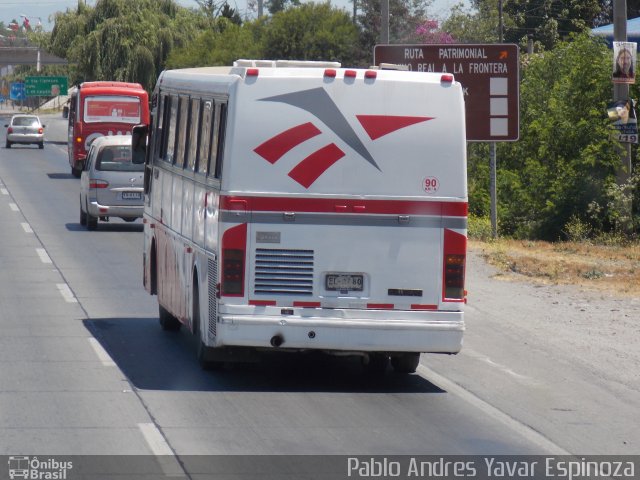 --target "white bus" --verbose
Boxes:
[133,60,468,374]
